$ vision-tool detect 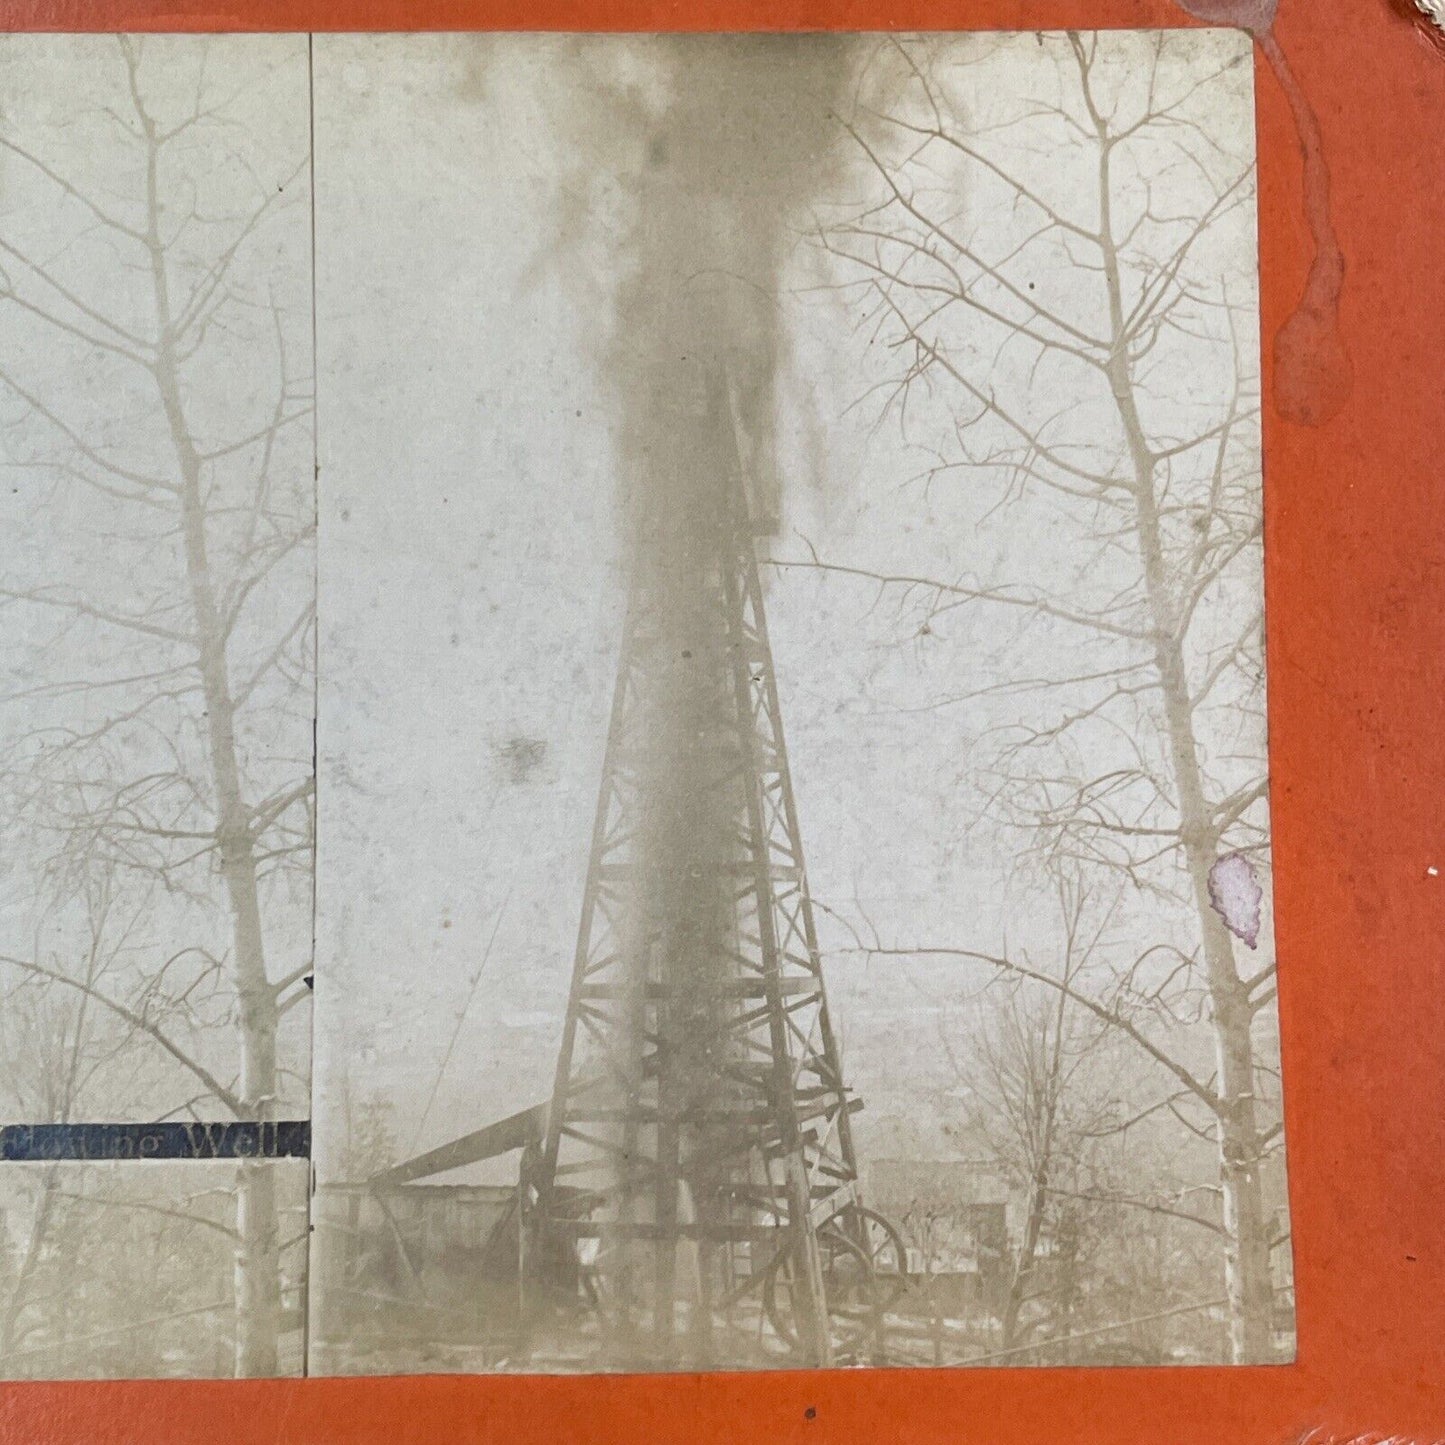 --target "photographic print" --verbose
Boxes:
[0,36,315,1377]
[0,26,1293,1381]
[306,30,1292,1375]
